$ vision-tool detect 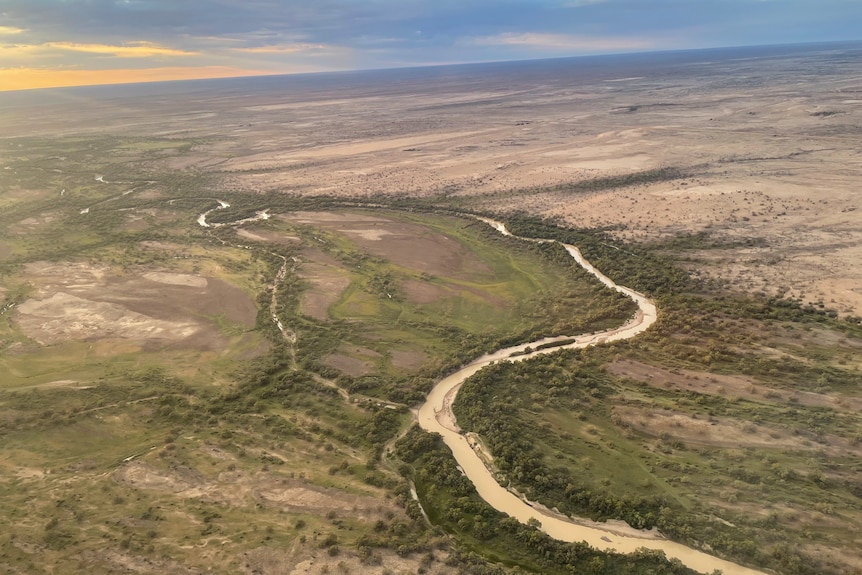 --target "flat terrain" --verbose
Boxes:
[1,42,861,575]
[3,43,860,317]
